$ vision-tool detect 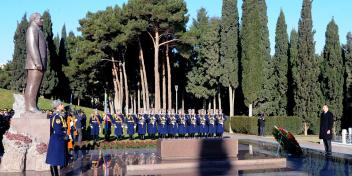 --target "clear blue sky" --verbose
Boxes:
[1,0,352,64]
